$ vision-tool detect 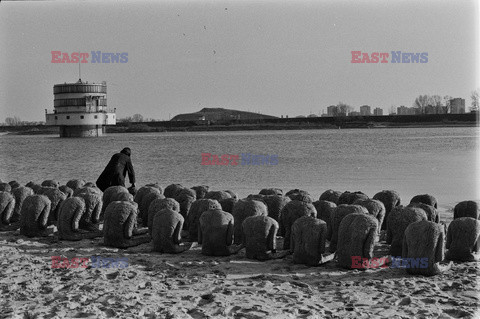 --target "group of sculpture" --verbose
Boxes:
[0,178,478,276]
